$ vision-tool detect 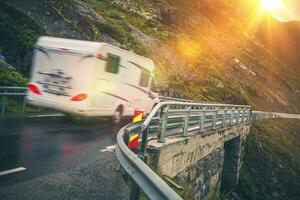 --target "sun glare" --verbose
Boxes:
[176,36,202,61]
[260,0,281,12]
